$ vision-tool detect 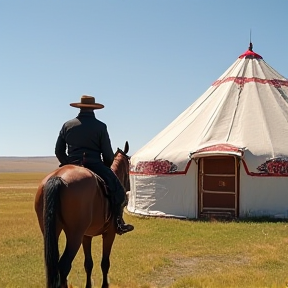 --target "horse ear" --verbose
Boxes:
[124,141,129,154]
